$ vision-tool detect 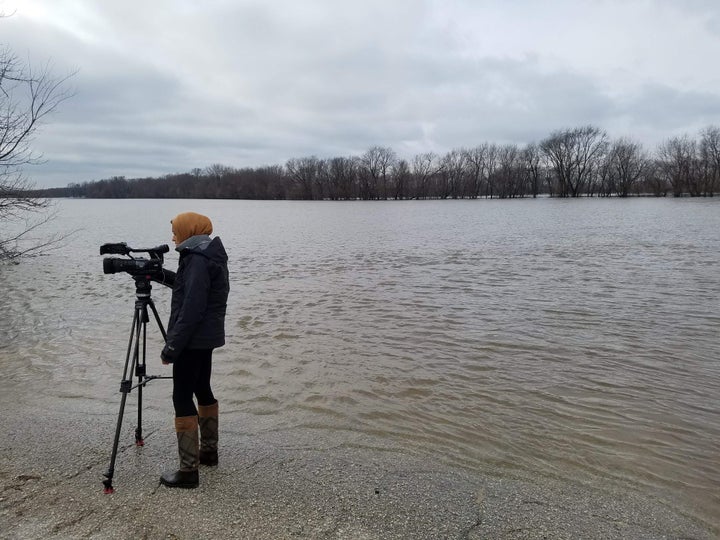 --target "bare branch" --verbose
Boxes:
[0,21,76,261]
